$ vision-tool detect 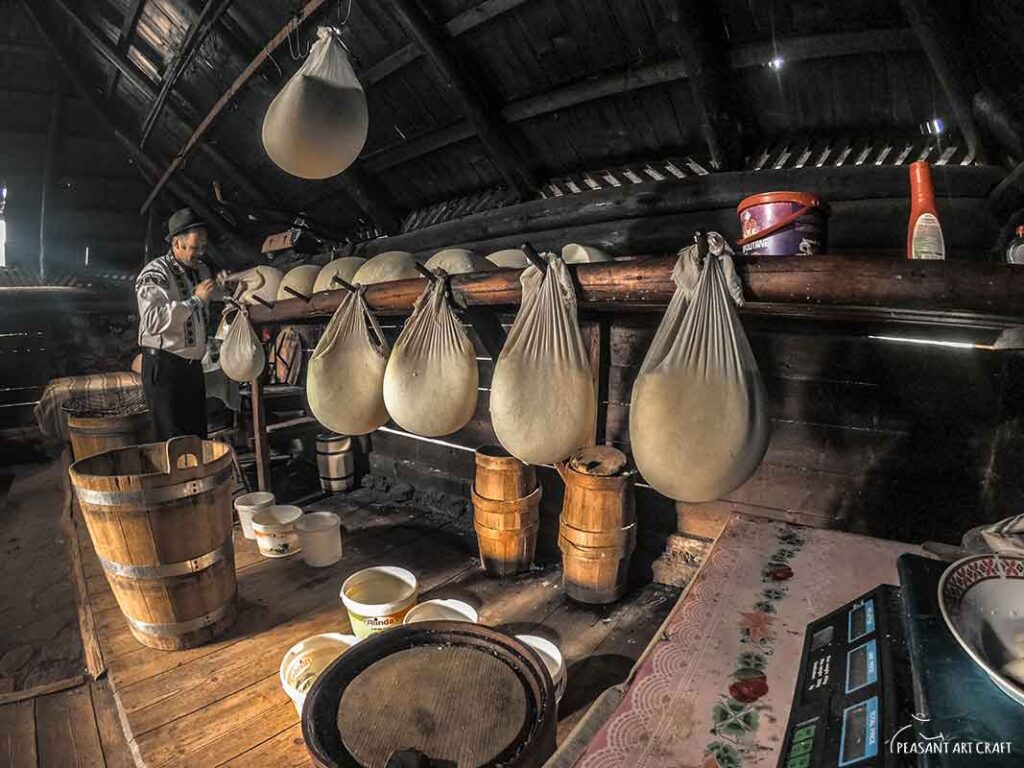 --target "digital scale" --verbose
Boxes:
[777,555,1022,768]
